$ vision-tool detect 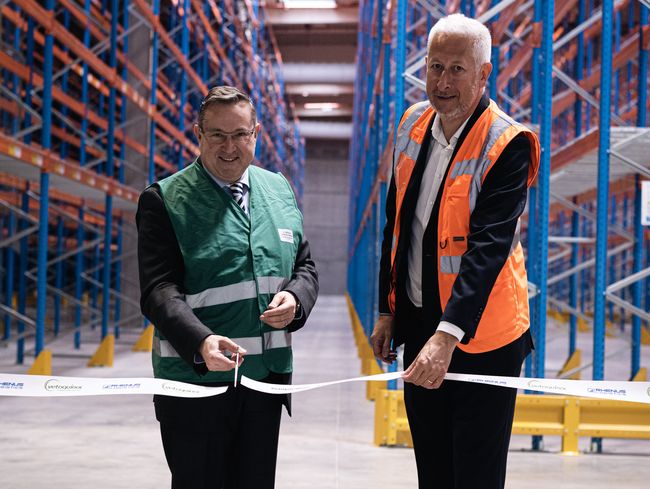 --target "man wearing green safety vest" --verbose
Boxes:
[137,85,318,489]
